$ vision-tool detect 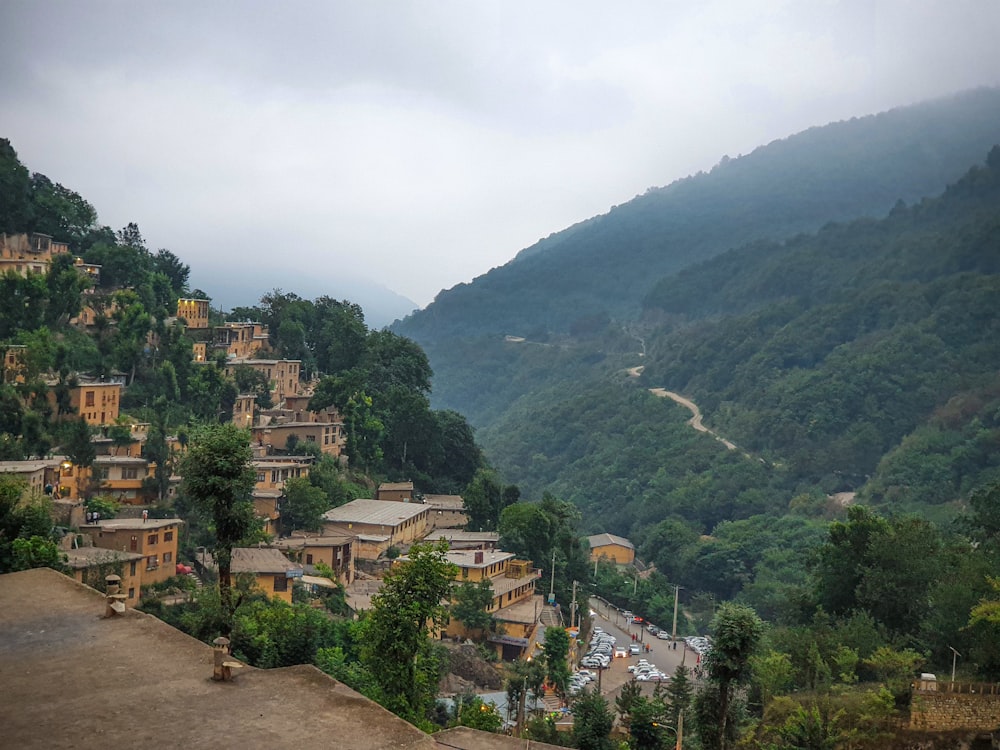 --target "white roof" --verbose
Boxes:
[587,533,634,550]
[322,499,427,527]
